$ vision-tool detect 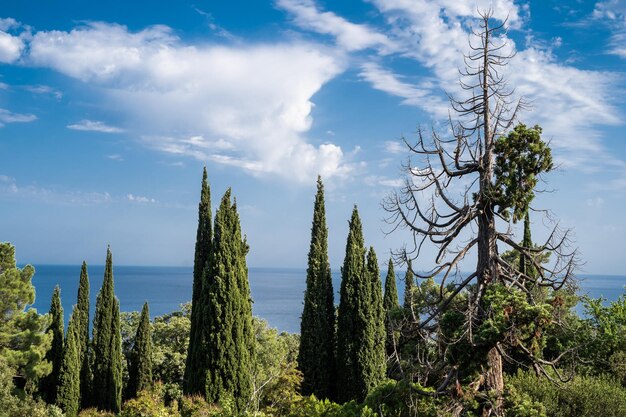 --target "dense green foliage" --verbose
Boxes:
[298,176,335,400]
[0,242,52,390]
[40,285,64,403]
[383,259,398,312]
[402,263,414,317]
[77,262,91,408]
[204,189,254,411]
[336,207,386,403]
[57,308,82,417]
[184,167,212,395]
[92,247,123,412]
[127,302,152,399]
